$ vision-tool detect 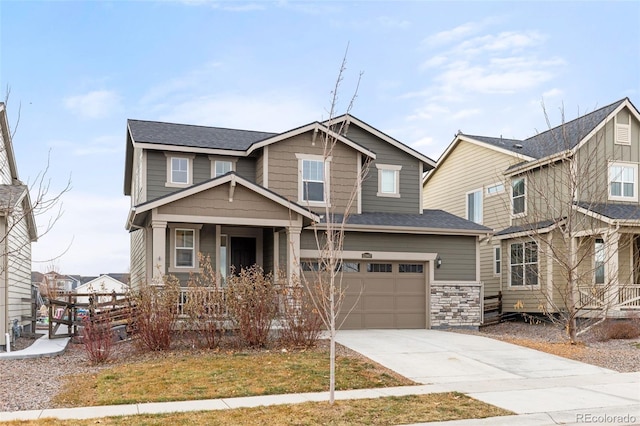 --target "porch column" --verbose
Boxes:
[604,230,620,310]
[151,220,167,283]
[286,226,301,282]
